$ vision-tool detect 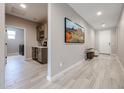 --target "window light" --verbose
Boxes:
[7,30,16,39]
